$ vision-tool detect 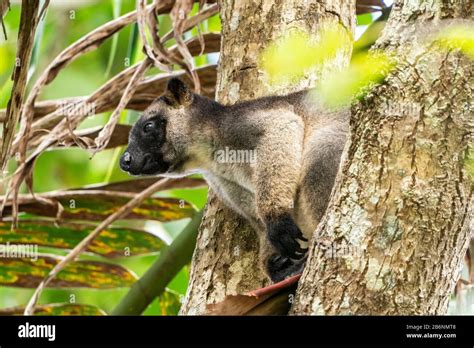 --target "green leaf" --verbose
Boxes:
[353,6,391,55]
[0,303,106,316]
[317,50,396,107]
[357,13,374,26]
[260,24,352,85]
[207,14,221,33]
[127,22,140,65]
[0,254,137,288]
[7,191,196,222]
[104,0,122,77]
[435,24,474,60]
[0,44,14,89]
[0,221,165,258]
[157,290,182,315]
[27,0,47,82]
